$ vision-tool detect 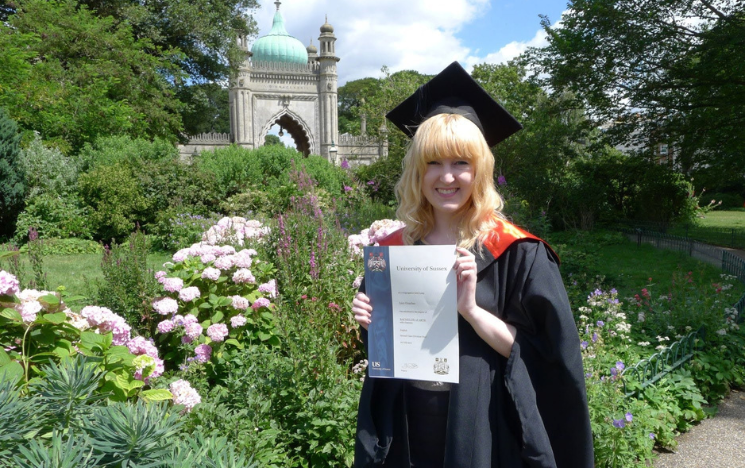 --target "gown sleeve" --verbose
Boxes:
[499,241,594,468]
